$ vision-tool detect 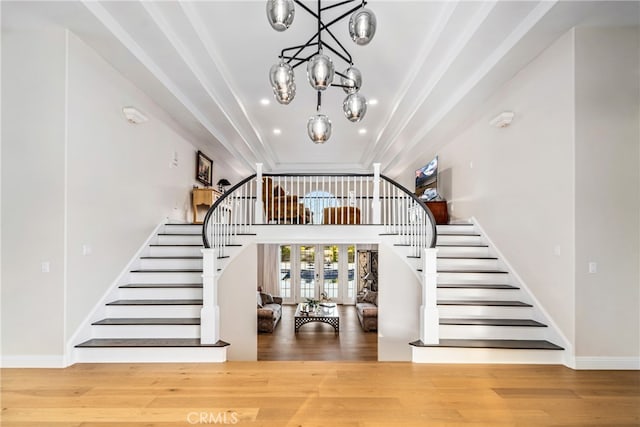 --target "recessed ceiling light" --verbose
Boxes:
[273,128,282,135]
[368,98,378,106]
[260,98,271,106]
[358,128,367,135]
